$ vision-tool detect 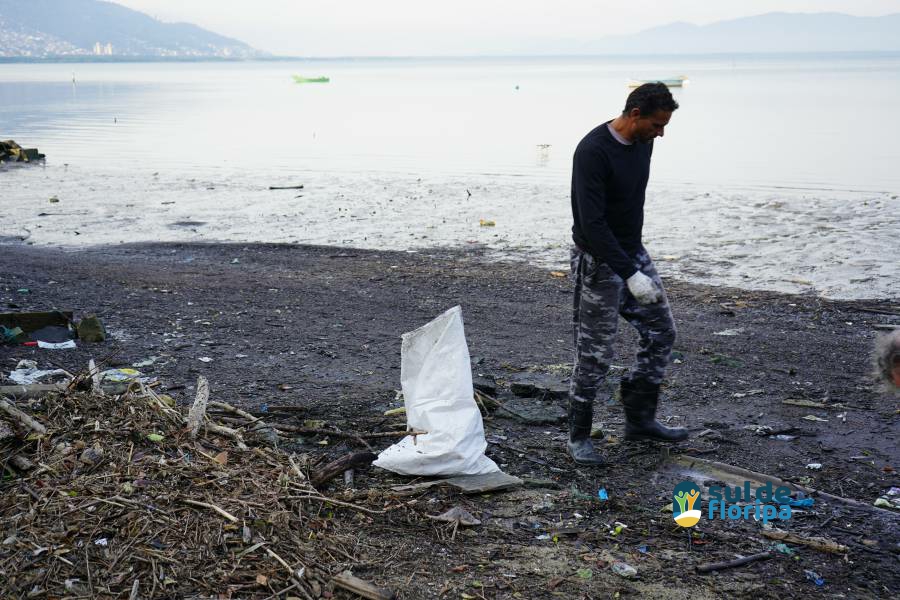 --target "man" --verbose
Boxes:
[567,82,688,466]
